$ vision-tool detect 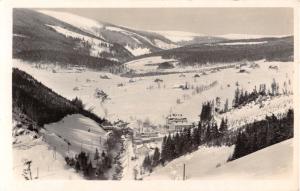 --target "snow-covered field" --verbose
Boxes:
[13,59,293,129]
[145,139,293,180]
[124,56,178,72]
